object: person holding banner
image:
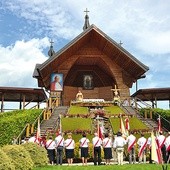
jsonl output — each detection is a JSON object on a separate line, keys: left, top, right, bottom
{"left": 156, "top": 131, "right": 167, "bottom": 163}
{"left": 55, "top": 132, "right": 64, "bottom": 165}
{"left": 92, "top": 132, "right": 102, "bottom": 165}
{"left": 126, "top": 131, "right": 136, "bottom": 164}
{"left": 64, "top": 133, "right": 75, "bottom": 166}
{"left": 102, "top": 133, "right": 113, "bottom": 165}
{"left": 79, "top": 132, "right": 90, "bottom": 166}
{"left": 137, "top": 133, "right": 147, "bottom": 163}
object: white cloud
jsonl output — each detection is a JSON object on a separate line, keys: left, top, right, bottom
{"left": 0, "top": 38, "right": 48, "bottom": 87}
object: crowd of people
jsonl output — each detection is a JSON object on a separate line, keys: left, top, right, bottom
{"left": 27, "top": 130, "right": 170, "bottom": 166}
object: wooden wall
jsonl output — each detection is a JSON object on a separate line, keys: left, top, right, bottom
{"left": 63, "top": 86, "right": 113, "bottom": 106}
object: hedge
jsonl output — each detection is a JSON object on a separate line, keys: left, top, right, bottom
{"left": 2, "top": 145, "right": 34, "bottom": 170}
{"left": 0, "top": 109, "right": 42, "bottom": 146}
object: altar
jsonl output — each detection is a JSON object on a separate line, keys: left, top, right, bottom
{"left": 70, "top": 98, "right": 114, "bottom": 107}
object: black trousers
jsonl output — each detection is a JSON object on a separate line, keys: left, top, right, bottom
{"left": 56, "top": 146, "right": 63, "bottom": 165}
{"left": 94, "top": 146, "right": 101, "bottom": 165}
{"left": 161, "top": 145, "right": 167, "bottom": 163}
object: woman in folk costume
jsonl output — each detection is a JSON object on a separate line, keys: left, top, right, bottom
{"left": 64, "top": 133, "right": 75, "bottom": 166}
{"left": 102, "top": 133, "right": 113, "bottom": 165}
{"left": 46, "top": 136, "right": 56, "bottom": 165}
{"left": 137, "top": 133, "right": 147, "bottom": 163}
{"left": 79, "top": 132, "right": 90, "bottom": 166}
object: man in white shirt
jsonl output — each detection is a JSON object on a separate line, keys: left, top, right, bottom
{"left": 55, "top": 133, "right": 64, "bottom": 165}
{"left": 126, "top": 131, "right": 136, "bottom": 164}
{"left": 113, "top": 132, "right": 126, "bottom": 165}
{"left": 157, "top": 131, "right": 167, "bottom": 163}
{"left": 165, "top": 132, "right": 170, "bottom": 163}
{"left": 137, "top": 133, "right": 147, "bottom": 163}
{"left": 92, "top": 133, "right": 102, "bottom": 165}
{"left": 79, "top": 133, "right": 90, "bottom": 166}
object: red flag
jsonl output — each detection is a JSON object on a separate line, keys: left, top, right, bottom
{"left": 125, "top": 118, "right": 130, "bottom": 131}
{"left": 157, "top": 115, "right": 161, "bottom": 133}
{"left": 98, "top": 125, "right": 103, "bottom": 139}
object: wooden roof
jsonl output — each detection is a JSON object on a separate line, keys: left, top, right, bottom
{"left": 131, "top": 88, "right": 170, "bottom": 101}
{"left": 0, "top": 87, "right": 47, "bottom": 102}
{"left": 33, "top": 24, "right": 149, "bottom": 89}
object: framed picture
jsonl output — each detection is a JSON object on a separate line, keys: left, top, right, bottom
{"left": 83, "top": 75, "right": 93, "bottom": 90}
{"left": 50, "top": 73, "right": 63, "bottom": 91}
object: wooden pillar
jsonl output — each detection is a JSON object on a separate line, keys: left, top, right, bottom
{"left": 154, "top": 96, "right": 157, "bottom": 108}
{"left": 1, "top": 93, "right": 4, "bottom": 112}
{"left": 144, "top": 110, "right": 147, "bottom": 119}
{"left": 23, "top": 94, "right": 25, "bottom": 109}
{"left": 37, "top": 102, "right": 40, "bottom": 109}
{"left": 19, "top": 94, "right": 22, "bottom": 109}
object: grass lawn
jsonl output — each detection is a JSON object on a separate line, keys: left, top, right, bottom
{"left": 33, "top": 164, "right": 170, "bottom": 170}
{"left": 62, "top": 117, "right": 92, "bottom": 131}
{"left": 110, "top": 117, "right": 148, "bottom": 133}
{"left": 68, "top": 106, "right": 89, "bottom": 115}
{"left": 104, "top": 106, "right": 124, "bottom": 114}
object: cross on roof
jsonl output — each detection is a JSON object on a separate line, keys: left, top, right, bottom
{"left": 111, "top": 85, "right": 121, "bottom": 96}
{"left": 119, "top": 40, "right": 123, "bottom": 46}
{"left": 84, "top": 8, "right": 89, "bottom": 15}
{"left": 50, "top": 39, "right": 54, "bottom": 46}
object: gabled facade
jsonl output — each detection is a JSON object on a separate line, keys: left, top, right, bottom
{"left": 33, "top": 24, "right": 149, "bottom": 106}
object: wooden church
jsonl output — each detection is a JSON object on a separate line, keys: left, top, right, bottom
{"left": 33, "top": 11, "right": 149, "bottom": 106}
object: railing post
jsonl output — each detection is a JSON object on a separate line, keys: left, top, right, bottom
{"left": 26, "top": 124, "right": 30, "bottom": 137}
{"left": 150, "top": 110, "right": 152, "bottom": 119}
{"left": 144, "top": 110, "right": 147, "bottom": 119}
{"left": 31, "top": 124, "right": 34, "bottom": 134}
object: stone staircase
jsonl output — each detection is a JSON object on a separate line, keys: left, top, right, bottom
{"left": 40, "top": 106, "right": 68, "bottom": 136}
{"left": 92, "top": 115, "right": 113, "bottom": 137}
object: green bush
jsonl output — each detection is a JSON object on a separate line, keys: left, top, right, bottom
{"left": 2, "top": 145, "right": 34, "bottom": 170}
{"left": 22, "top": 143, "right": 48, "bottom": 167}
{"left": 0, "top": 148, "right": 15, "bottom": 170}
{"left": 0, "top": 109, "right": 42, "bottom": 146}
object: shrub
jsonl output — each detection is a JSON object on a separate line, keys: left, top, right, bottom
{"left": 2, "top": 145, "right": 34, "bottom": 170}
{"left": 0, "top": 109, "right": 42, "bottom": 146}
{"left": 22, "top": 143, "right": 48, "bottom": 167}
{"left": 0, "top": 148, "right": 15, "bottom": 170}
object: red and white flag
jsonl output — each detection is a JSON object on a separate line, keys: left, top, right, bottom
{"left": 125, "top": 117, "right": 130, "bottom": 131}
{"left": 151, "top": 131, "right": 162, "bottom": 164}
{"left": 35, "top": 118, "right": 41, "bottom": 143}
{"left": 98, "top": 124, "right": 104, "bottom": 139}
{"left": 157, "top": 115, "right": 161, "bottom": 133}
{"left": 120, "top": 115, "right": 126, "bottom": 137}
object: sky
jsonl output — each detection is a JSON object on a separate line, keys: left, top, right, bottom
{"left": 0, "top": 0, "right": 170, "bottom": 109}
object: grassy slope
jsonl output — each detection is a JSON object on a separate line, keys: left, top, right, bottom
{"left": 68, "top": 106, "right": 89, "bottom": 114}
{"left": 110, "top": 117, "right": 149, "bottom": 133}
{"left": 62, "top": 118, "right": 92, "bottom": 131}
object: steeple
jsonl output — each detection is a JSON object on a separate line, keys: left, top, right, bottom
{"left": 83, "top": 8, "right": 90, "bottom": 31}
{"left": 48, "top": 39, "right": 55, "bottom": 57}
